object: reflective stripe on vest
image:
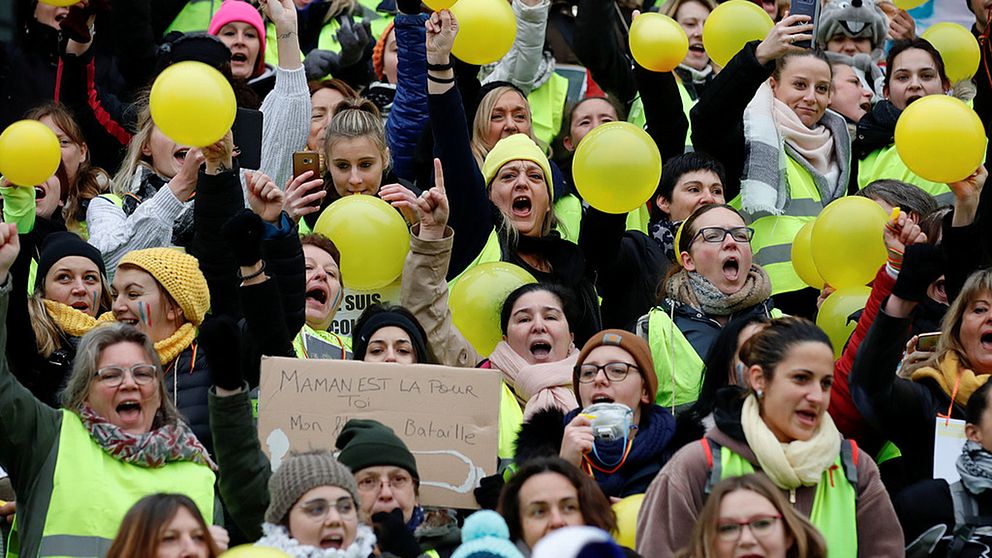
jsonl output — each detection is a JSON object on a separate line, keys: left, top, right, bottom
{"left": 33, "top": 411, "right": 215, "bottom": 558}
{"left": 627, "top": 77, "right": 694, "bottom": 150}
{"left": 528, "top": 73, "right": 569, "bottom": 147}
{"left": 554, "top": 194, "right": 582, "bottom": 243}
{"left": 720, "top": 445, "right": 858, "bottom": 558}
{"left": 646, "top": 307, "right": 704, "bottom": 409}
{"left": 858, "top": 145, "right": 954, "bottom": 206}
{"left": 166, "top": 0, "right": 219, "bottom": 34}
{"left": 744, "top": 156, "right": 826, "bottom": 296}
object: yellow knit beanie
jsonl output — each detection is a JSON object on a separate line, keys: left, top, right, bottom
{"left": 480, "top": 133, "right": 554, "bottom": 202}
{"left": 118, "top": 248, "right": 210, "bottom": 326}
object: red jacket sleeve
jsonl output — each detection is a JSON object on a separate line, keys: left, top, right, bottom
{"left": 828, "top": 265, "right": 896, "bottom": 438}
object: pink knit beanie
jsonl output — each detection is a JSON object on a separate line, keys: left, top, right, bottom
{"left": 208, "top": 0, "right": 267, "bottom": 78}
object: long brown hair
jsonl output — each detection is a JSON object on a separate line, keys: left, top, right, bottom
{"left": 106, "top": 493, "right": 221, "bottom": 558}
{"left": 676, "top": 474, "right": 827, "bottom": 558}
{"left": 24, "top": 103, "right": 111, "bottom": 231}
{"left": 930, "top": 269, "right": 992, "bottom": 375}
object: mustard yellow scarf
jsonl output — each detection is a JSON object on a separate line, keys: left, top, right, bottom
{"left": 912, "top": 351, "right": 990, "bottom": 408}
{"left": 42, "top": 300, "right": 196, "bottom": 365}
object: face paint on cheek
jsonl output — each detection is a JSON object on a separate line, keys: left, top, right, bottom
{"left": 92, "top": 290, "right": 98, "bottom": 313}
{"left": 330, "top": 287, "right": 342, "bottom": 313}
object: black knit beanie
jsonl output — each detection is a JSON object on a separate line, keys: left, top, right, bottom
{"left": 352, "top": 310, "right": 429, "bottom": 363}
{"left": 35, "top": 232, "right": 107, "bottom": 292}
{"left": 336, "top": 419, "right": 419, "bottom": 480}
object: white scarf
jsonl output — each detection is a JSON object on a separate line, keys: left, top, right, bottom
{"left": 772, "top": 99, "right": 838, "bottom": 183}
{"left": 488, "top": 341, "right": 579, "bottom": 420}
{"left": 255, "top": 523, "right": 377, "bottom": 558}
{"left": 740, "top": 393, "right": 841, "bottom": 489}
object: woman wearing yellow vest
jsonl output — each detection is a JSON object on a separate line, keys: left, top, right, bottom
{"left": 637, "top": 317, "right": 903, "bottom": 557}
{"left": 691, "top": 17, "right": 851, "bottom": 317}
{"left": 854, "top": 39, "right": 956, "bottom": 206}
{"left": 636, "top": 204, "right": 775, "bottom": 411}
{"left": 676, "top": 474, "right": 827, "bottom": 558}
{"left": 0, "top": 222, "right": 216, "bottom": 558}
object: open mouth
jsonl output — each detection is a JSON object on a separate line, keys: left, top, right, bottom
{"left": 906, "top": 95, "right": 923, "bottom": 106}
{"left": 795, "top": 409, "right": 818, "bottom": 427}
{"left": 981, "top": 332, "right": 992, "bottom": 351}
{"left": 173, "top": 148, "right": 189, "bottom": 165}
{"left": 511, "top": 196, "right": 532, "bottom": 217}
{"left": 35, "top": 186, "right": 47, "bottom": 199}
{"left": 70, "top": 301, "right": 90, "bottom": 312}
{"left": 592, "top": 395, "right": 614, "bottom": 403}
{"left": 118, "top": 316, "right": 139, "bottom": 326}
{"left": 722, "top": 257, "right": 740, "bottom": 281}
{"left": 231, "top": 52, "right": 249, "bottom": 64}
{"left": 320, "top": 535, "right": 344, "bottom": 549}
{"left": 116, "top": 401, "right": 142, "bottom": 421}
{"left": 529, "top": 340, "right": 552, "bottom": 360}
{"left": 859, "top": 100, "right": 871, "bottom": 112}
{"left": 306, "top": 286, "right": 328, "bottom": 305}
{"left": 688, "top": 44, "right": 705, "bottom": 54}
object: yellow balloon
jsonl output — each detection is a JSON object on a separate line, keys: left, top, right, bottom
{"left": 424, "top": 0, "right": 456, "bottom": 10}
{"left": 450, "top": 0, "right": 517, "bottom": 65}
{"left": 611, "top": 493, "right": 645, "bottom": 549}
{"left": 150, "top": 61, "right": 237, "bottom": 148}
{"left": 810, "top": 197, "right": 887, "bottom": 290}
{"left": 313, "top": 195, "right": 410, "bottom": 291}
{"left": 816, "top": 286, "right": 871, "bottom": 359}
{"left": 38, "top": 0, "right": 81, "bottom": 5}
{"left": 895, "top": 95, "right": 985, "bottom": 184}
{"left": 450, "top": 262, "right": 537, "bottom": 355}
{"left": 221, "top": 545, "right": 291, "bottom": 558}
{"left": 572, "top": 122, "right": 662, "bottom": 214}
{"left": 791, "top": 221, "right": 824, "bottom": 290}
{"left": 629, "top": 13, "right": 688, "bottom": 73}
{"left": 893, "top": 0, "right": 927, "bottom": 9}
{"left": 702, "top": 0, "right": 773, "bottom": 68}
{"left": 922, "top": 23, "right": 980, "bottom": 84}
{"left": 0, "top": 120, "right": 61, "bottom": 187}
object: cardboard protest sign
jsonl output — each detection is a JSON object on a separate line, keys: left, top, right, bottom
{"left": 327, "top": 279, "right": 402, "bottom": 338}
{"left": 258, "top": 357, "right": 501, "bottom": 509}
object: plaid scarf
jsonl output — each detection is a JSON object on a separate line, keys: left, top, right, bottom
{"left": 77, "top": 405, "right": 216, "bottom": 470}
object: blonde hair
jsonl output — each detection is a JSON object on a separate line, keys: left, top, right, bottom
{"left": 929, "top": 269, "right": 992, "bottom": 373}
{"left": 659, "top": 0, "right": 716, "bottom": 17}
{"left": 112, "top": 97, "right": 157, "bottom": 196}
{"left": 29, "top": 282, "right": 113, "bottom": 358}
{"left": 323, "top": 98, "right": 390, "bottom": 168}
{"left": 470, "top": 86, "right": 538, "bottom": 169}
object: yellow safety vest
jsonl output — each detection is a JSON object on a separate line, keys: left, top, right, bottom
{"left": 858, "top": 145, "right": 955, "bottom": 206}
{"left": 740, "top": 156, "right": 828, "bottom": 296}
{"left": 710, "top": 440, "right": 859, "bottom": 558}
{"left": 498, "top": 382, "right": 523, "bottom": 478}
{"left": 165, "top": 0, "right": 219, "bottom": 34}
{"left": 554, "top": 194, "right": 582, "bottom": 244}
{"left": 8, "top": 411, "right": 215, "bottom": 558}
{"left": 646, "top": 306, "right": 704, "bottom": 409}
{"left": 528, "top": 73, "right": 569, "bottom": 147}
{"left": 627, "top": 78, "right": 694, "bottom": 150}
{"left": 447, "top": 229, "right": 504, "bottom": 291}
{"left": 293, "top": 323, "right": 352, "bottom": 360}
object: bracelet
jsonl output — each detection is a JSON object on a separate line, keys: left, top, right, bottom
{"left": 427, "top": 74, "right": 456, "bottom": 84}
{"left": 426, "top": 61, "right": 453, "bottom": 71}
{"left": 238, "top": 260, "right": 267, "bottom": 281}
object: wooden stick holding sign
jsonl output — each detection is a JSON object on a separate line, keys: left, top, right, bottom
{"left": 257, "top": 357, "right": 501, "bottom": 509}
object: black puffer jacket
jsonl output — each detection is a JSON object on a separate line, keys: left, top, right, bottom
{"left": 165, "top": 342, "right": 213, "bottom": 453}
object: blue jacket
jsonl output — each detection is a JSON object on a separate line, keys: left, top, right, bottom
{"left": 385, "top": 12, "right": 429, "bottom": 182}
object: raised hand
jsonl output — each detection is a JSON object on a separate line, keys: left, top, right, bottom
{"left": 425, "top": 9, "right": 458, "bottom": 65}
{"left": 413, "top": 159, "right": 449, "bottom": 240}
{"left": 246, "top": 170, "right": 286, "bottom": 224}
{"left": 282, "top": 170, "right": 326, "bottom": 223}
{"left": 202, "top": 131, "right": 234, "bottom": 175}
{"left": 755, "top": 15, "right": 813, "bottom": 65}
{"left": 169, "top": 147, "right": 205, "bottom": 201}
{"left": 336, "top": 16, "right": 372, "bottom": 69}
{"left": 260, "top": 0, "right": 298, "bottom": 36}
{"left": 883, "top": 208, "right": 927, "bottom": 272}
{"left": 559, "top": 414, "right": 594, "bottom": 468}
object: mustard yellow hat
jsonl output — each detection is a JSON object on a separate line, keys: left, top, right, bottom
{"left": 480, "top": 134, "right": 554, "bottom": 202}
{"left": 118, "top": 248, "right": 210, "bottom": 326}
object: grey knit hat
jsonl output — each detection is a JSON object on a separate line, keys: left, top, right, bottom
{"left": 264, "top": 449, "right": 361, "bottom": 524}
{"left": 815, "top": 0, "right": 887, "bottom": 51}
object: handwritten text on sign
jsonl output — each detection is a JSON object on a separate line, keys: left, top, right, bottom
{"left": 258, "top": 357, "right": 501, "bottom": 509}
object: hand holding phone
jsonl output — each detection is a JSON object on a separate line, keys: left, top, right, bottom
{"left": 788, "top": 0, "right": 818, "bottom": 49}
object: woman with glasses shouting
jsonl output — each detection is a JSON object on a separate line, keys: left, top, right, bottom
{"left": 515, "top": 329, "right": 687, "bottom": 504}
{"left": 0, "top": 222, "right": 217, "bottom": 558}
{"left": 636, "top": 204, "right": 777, "bottom": 413}
{"left": 675, "top": 474, "right": 827, "bottom": 558}
{"left": 637, "top": 317, "right": 903, "bottom": 557}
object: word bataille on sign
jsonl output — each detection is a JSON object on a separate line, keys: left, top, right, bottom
{"left": 287, "top": 413, "right": 478, "bottom": 445}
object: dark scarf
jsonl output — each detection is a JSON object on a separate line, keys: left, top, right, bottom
{"left": 648, "top": 219, "right": 679, "bottom": 264}
{"left": 665, "top": 266, "right": 773, "bottom": 317}
{"left": 564, "top": 405, "right": 676, "bottom": 498}
{"left": 121, "top": 167, "right": 194, "bottom": 247}
{"left": 854, "top": 100, "right": 901, "bottom": 160}
{"left": 512, "top": 233, "right": 587, "bottom": 285}
{"left": 78, "top": 405, "right": 216, "bottom": 470}
{"left": 958, "top": 440, "right": 992, "bottom": 494}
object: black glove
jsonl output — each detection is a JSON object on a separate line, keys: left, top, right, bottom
{"left": 473, "top": 473, "right": 505, "bottom": 510}
{"left": 371, "top": 509, "right": 421, "bottom": 558}
{"left": 892, "top": 244, "right": 946, "bottom": 303}
{"left": 303, "top": 49, "right": 342, "bottom": 81}
{"left": 336, "top": 16, "right": 372, "bottom": 69}
{"left": 396, "top": 0, "right": 422, "bottom": 15}
{"left": 222, "top": 209, "right": 265, "bottom": 267}
{"left": 198, "top": 315, "right": 244, "bottom": 391}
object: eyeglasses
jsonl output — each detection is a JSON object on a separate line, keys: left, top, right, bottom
{"left": 295, "top": 497, "right": 357, "bottom": 522}
{"left": 356, "top": 473, "right": 413, "bottom": 493}
{"left": 716, "top": 514, "right": 782, "bottom": 541}
{"left": 576, "top": 362, "right": 639, "bottom": 384}
{"left": 93, "top": 364, "right": 158, "bottom": 387}
{"left": 691, "top": 226, "right": 754, "bottom": 244}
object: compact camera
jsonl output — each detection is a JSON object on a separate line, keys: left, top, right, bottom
{"left": 584, "top": 402, "right": 634, "bottom": 441}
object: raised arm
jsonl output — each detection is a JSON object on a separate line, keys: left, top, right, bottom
{"left": 482, "top": 0, "right": 551, "bottom": 95}
{"left": 572, "top": 0, "right": 636, "bottom": 105}
{"left": 385, "top": 7, "right": 430, "bottom": 182}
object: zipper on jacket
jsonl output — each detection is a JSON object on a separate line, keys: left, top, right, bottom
{"left": 789, "top": 488, "right": 796, "bottom": 504}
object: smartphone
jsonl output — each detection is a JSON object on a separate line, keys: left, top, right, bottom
{"left": 292, "top": 151, "right": 321, "bottom": 180}
{"left": 788, "top": 0, "right": 819, "bottom": 49}
{"left": 917, "top": 332, "right": 941, "bottom": 352}
{"left": 232, "top": 108, "right": 263, "bottom": 170}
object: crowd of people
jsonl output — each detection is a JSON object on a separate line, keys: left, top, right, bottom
{"left": 1, "top": 0, "right": 991, "bottom": 555}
